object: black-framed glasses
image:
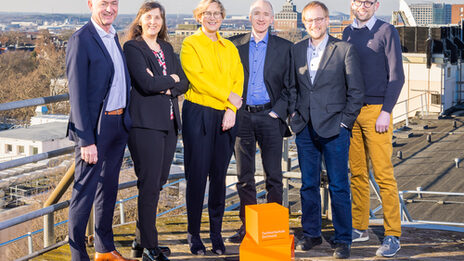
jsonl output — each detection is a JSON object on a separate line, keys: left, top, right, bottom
{"left": 203, "top": 11, "right": 222, "bottom": 19}
{"left": 353, "top": 0, "right": 376, "bottom": 8}
{"left": 304, "top": 17, "right": 326, "bottom": 25}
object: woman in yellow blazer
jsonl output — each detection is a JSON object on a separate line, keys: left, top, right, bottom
{"left": 180, "top": 0, "right": 244, "bottom": 256}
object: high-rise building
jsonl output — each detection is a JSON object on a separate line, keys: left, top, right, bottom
{"left": 409, "top": 3, "right": 451, "bottom": 25}
{"left": 451, "top": 4, "right": 464, "bottom": 25}
{"left": 274, "top": 0, "right": 303, "bottom": 32}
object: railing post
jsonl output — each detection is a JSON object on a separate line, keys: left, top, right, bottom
{"left": 86, "top": 204, "right": 94, "bottom": 246}
{"left": 399, "top": 191, "right": 404, "bottom": 221}
{"left": 27, "top": 232, "right": 33, "bottom": 255}
{"left": 282, "top": 138, "right": 291, "bottom": 171}
{"left": 404, "top": 99, "right": 409, "bottom": 127}
{"left": 417, "top": 187, "right": 422, "bottom": 199}
{"left": 283, "top": 178, "right": 289, "bottom": 211}
{"left": 43, "top": 213, "right": 54, "bottom": 247}
{"left": 420, "top": 94, "right": 425, "bottom": 117}
{"left": 119, "top": 201, "right": 125, "bottom": 224}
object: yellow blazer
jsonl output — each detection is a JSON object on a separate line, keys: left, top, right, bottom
{"left": 180, "top": 28, "right": 244, "bottom": 112}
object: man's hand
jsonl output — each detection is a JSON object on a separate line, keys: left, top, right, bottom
{"left": 269, "top": 111, "right": 279, "bottom": 119}
{"left": 376, "top": 111, "right": 391, "bottom": 133}
{"left": 81, "top": 144, "right": 98, "bottom": 164}
{"left": 228, "top": 92, "right": 242, "bottom": 110}
{"left": 222, "top": 108, "right": 236, "bottom": 131}
{"left": 165, "top": 89, "right": 172, "bottom": 96}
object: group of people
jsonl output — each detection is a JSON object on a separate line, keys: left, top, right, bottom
{"left": 65, "top": 0, "right": 404, "bottom": 260}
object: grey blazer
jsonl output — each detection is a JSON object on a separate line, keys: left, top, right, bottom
{"left": 289, "top": 35, "right": 364, "bottom": 138}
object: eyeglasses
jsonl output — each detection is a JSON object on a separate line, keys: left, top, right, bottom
{"left": 203, "top": 11, "right": 222, "bottom": 19}
{"left": 353, "top": 0, "right": 376, "bottom": 8}
{"left": 304, "top": 17, "right": 325, "bottom": 25}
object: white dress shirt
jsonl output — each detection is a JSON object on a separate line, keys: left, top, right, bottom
{"left": 91, "top": 18, "right": 127, "bottom": 111}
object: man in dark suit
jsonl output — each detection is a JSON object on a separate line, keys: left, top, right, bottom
{"left": 227, "top": 0, "right": 293, "bottom": 243}
{"left": 289, "top": 1, "right": 364, "bottom": 259}
{"left": 66, "top": 0, "right": 134, "bottom": 260}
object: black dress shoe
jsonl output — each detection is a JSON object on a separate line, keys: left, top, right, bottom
{"left": 142, "top": 248, "right": 170, "bottom": 261}
{"left": 225, "top": 229, "right": 245, "bottom": 243}
{"left": 131, "top": 240, "right": 171, "bottom": 258}
{"left": 333, "top": 243, "right": 350, "bottom": 259}
{"left": 295, "top": 236, "right": 323, "bottom": 251}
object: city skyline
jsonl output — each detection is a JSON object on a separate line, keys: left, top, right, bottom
{"left": 1, "top": 0, "right": 462, "bottom": 17}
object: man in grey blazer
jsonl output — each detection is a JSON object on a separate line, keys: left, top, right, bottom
{"left": 289, "top": 1, "right": 364, "bottom": 259}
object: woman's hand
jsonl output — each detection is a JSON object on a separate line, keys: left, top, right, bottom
{"left": 170, "top": 74, "right": 180, "bottom": 83}
{"left": 222, "top": 108, "right": 236, "bottom": 131}
{"left": 228, "top": 92, "right": 242, "bottom": 110}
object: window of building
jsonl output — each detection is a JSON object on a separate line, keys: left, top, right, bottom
{"left": 431, "top": 93, "right": 441, "bottom": 105}
{"left": 5, "top": 144, "right": 12, "bottom": 153}
{"left": 447, "top": 67, "right": 451, "bottom": 78}
{"left": 31, "top": 146, "right": 38, "bottom": 155}
{"left": 17, "top": 145, "right": 24, "bottom": 154}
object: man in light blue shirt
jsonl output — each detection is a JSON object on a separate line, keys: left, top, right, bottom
{"left": 66, "top": 0, "right": 133, "bottom": 260}
{"left": 227, "top": 0, "right": 293, "bottom": 243}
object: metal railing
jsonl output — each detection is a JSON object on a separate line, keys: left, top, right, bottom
{"left": 2, "top": 93, "right": 464, "bottom": 260}
{"left": 393, "top": 93, "right": 428, "bottom": 126}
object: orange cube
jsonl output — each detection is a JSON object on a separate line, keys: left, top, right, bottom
{"left": 245, "top": 203, "right": 289, "bottom": 245}
{"left": 240, "top": 233, "right": 295, "bottom": 261}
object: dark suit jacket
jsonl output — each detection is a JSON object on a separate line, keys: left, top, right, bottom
{"left": 66, "top": 21, "right": 131, "bottom": 147}
{"left": 289, "top": 35, "right": 364, "bottom": 138}
{"left": 123, "top": 39, "right": 189, "bottom": 131}
{"left": 229, "top": 33, "right": 293, "bottom": 137}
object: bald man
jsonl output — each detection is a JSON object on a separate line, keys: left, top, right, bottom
{"left": 227, "top": 0, "right": 293, "bottom": 243}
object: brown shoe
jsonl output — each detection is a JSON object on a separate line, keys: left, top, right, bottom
{"left": 94, "top": 250, "right": 137, "bottom": 261}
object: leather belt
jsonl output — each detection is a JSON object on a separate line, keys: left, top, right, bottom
{"left": 104, "top": 108, "right": 124, "bottom": 115}
{"left": 245, "top": 102, "right": 272, "bottom": 113}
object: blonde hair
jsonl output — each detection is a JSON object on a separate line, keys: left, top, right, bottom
{"left": 302, "top": 1, "right": 329, "bottom": 21}
{"left": 193, "top": 0, "right": 226, "bottom": 23}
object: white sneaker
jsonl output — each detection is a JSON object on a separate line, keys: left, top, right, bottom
{"left": 352, "top": 228, "right": 369, "bottom": 242}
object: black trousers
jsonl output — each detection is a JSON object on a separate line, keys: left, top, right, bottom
{"left": 235, "top": 109, "right": 283, "bottom": 225}
{"left": 129, "top": 123, "right": 177, "bottom": 249}
{"left": 182, "top": 100, "right": 236, "bottom": 238}
{"left": 68, "top": 114, "right": 128, "bottom": 261}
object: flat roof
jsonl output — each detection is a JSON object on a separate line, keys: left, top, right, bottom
{"left": 0, "top": 122, "right": 68, "bottom": 142}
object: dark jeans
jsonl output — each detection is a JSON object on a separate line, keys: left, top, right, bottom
{"left": 68, "top": 114, "right": 128, "bottom": 261}
{"left": 182, "top": 100, "right": 236, "bottom": 238}
{"left": 129, "top": 124, "right": 177, "bottom": 249}
{"left": 235, "top": 109, "right": 283, "bottom": 225}
{"left": 295, "top": 124, "right": 352, "bottom": 244}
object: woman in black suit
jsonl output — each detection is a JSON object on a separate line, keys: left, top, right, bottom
{"left": 123, "top": 2, "right": 188, "bottom": 261}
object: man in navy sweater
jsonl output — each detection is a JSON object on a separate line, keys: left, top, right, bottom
{"left": 343, "top": 0, "right": 405, "bottom": 258}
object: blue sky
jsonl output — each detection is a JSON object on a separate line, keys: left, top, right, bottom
{"left": 0, "top": 0, "right": 462, "bottom": 16}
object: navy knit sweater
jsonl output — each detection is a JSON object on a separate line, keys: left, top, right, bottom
{"left": 343, "top": 19, "right": 405, "bottom": 113}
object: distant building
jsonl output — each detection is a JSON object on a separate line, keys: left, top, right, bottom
{"left": 394, "top": 26, "right": 464, "bottom": 122}
{"left": 0, "top": 122, "right": 73, "bottom": 162}
{"left": 274, "top": 0, "right": 303, "bottom": 32}
{"left": 329, "top": 20, "right": 352, "bottom": 39}
{"left": 409, "top": 3, "right": 451, "bottom": 25}
{"left": 451, "top": 4, "right": 464, "bottom": 24}
{"left": 174, "top": 22, "right": 248, "bottom": 38}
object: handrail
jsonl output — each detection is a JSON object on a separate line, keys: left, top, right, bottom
{"left": 0, "top": 93, "right": 69, "bottom": 112}
{"left": 44, "top": 162, "right": 75, "bottom": 207}
{"left": 401, "top": 190, "right": 464, "bottom": 197}
{"left": 0, "top": 146, "right": 74, "bottom": 171}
